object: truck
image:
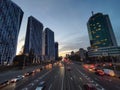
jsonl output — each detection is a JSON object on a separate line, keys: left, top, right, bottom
{"left": 103, "top": 69, "right": 115, "bottom": 76}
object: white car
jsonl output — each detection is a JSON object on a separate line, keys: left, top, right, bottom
{"left": 35, "top": 81, "right": 46, "bottom": 90}
{"left": 11, "top": 76, "right": 23, "bottom": 83}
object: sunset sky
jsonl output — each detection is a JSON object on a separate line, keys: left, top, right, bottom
{"left": 12, "top": 0, "right": 120, "bottom": 56}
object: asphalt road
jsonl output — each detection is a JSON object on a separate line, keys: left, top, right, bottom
{"left": 1, "top": 61, "right": 120, "bottom": 90}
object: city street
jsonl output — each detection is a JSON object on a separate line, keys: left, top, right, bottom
{"left": 1, "top": 61, "right": 120, "bottom": 90}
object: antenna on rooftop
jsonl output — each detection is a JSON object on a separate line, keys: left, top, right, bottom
{"left": 92, "top": 11, "right": 94, "bottom": 16}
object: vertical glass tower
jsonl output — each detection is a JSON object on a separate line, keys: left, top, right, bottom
{"left": 55, "top": 42, "right": 59, "bottom": 60}
{"left": 0, "top": 0, "right": 24, "bottom": 65}
{"left": 44, "top": 28, "right": 55, "bottom": 61}
{"left": 87, "top": 12, "right": 117, "bottom": 48}
{"left": 23, "top": 16, "right": 43, "bottom": 62}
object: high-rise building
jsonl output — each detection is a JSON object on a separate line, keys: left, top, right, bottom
{"left": 87, "top": 12, "right": 117, "bottom": 48}
{"left": 23, "top": 16, "right": 43, "bottom": 63}
{"left": 55, "top": 42, "right": 59, "bottom": 60}
{"left": 0, "top": 0, "right": 24, "bottom": 65}
{"left": 43, "top": 28, "right": 55, "bottom": 61}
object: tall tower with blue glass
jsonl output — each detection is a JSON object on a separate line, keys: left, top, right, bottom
{"left": 87, "top": 12, "right": 117, "bottom": 48}
{"left": 24, "top": 16, "right": 43, "bottom": 63}
{"left": 44, "top": 28, "right": 55, "bottom": 61}
{"left": 0, "top": 0, "right": 24, "bottom": 65}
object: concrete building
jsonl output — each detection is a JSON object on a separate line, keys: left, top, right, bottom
{"left": 79, "top": 48, "right": 87, "bottom": 61}
{"left": 23, "top": 16, "right": 43, "bottom": 63}
{"left": 0, "top": 0, "right": 24, "bottom": 65}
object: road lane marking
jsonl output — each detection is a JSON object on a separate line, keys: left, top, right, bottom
{"left": 78, "top": 85, "right": 82, "bottom": 90}
{"left": 49, "top": 84, "right": 52, "bottom": 90}
{"left": 22, "top": 70, "right": 52, "bottom": 90}
{"left": 79, "top": 77, "right": 82, "bottom": 81}
{"left": 27, "top": 83, "right": 34, "bottom": 87}
{"left": 22, "top": 88, "right": 28, "bottom": 90}
{"left": 61, "top": 65, "right": 64, "bottom": 90}
{"left": 95, "top": 78, "right": 99, "bottom": 81}
{"left": 70, "top": 77, "right": 73, "bottom": 80}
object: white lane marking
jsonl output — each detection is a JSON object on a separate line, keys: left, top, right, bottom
{"left": 75, "top": 66, "right": 105, "bottom": 90}
{"left": 70, "top": 77, "right": 73, "bottom": 80}
{"left": 95, "top": 78, "right": 99, "bottom": 81}
{"left": 79, "top": 77, "right": 82, "bottom": 81}
{"left": 61, "top": 65, "right": 65, "bottom": 90}
{"left": 34, "top": 79, "right": 39, "bottom": 83}
{"left": 49, "top": 84, "right": 52, "bottom": 90}
{"left": 22, "top": 70, "right": 52, "bottom": 90}
{"left": 22, "top": 88, "right": 28, "bottom": 90}
{"left": 28, "top": 83, "right": 34, "bottom": 87}
{"left": 78, "top": 85, "right": 82, "bottom": 90}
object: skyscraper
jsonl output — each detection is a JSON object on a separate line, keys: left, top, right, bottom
{"left": 0, "top": 0, "right": 24, "bottom": 65}
{"left": 87, "top": 12, "right": 117, "bottom": 48}
{"left": 43, "top": 28, "right": 55, "bottom": 61}
{"left": 23, "top": 16, "right": 43, "bottom": 63}
{"left": 55, "top": 42, "right": 59, "bottom": 60}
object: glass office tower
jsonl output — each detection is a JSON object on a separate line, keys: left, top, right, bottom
{"left": 0, "top": 0, "right": 24, "bottom": 65}
{"left": 43, "top": 28, "right": 55, "bottom": 61}
{"left": 55, "top": 42, "right": 59, "bottom": 60}
{"left": 87, "top": 13, "right": 117, "bottom": 48}
{"left": 23, "top": 16, "right": 43, "bottom": 63}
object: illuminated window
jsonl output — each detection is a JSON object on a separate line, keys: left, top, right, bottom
{"left": 97, "top": 22, "right": 99, "bottom": 25}
{"left": 98, "top": 28, "right": 101, "bottom": 31}
{"left": 98, "top": 25, "right": 101, "bottom": 27}
{"left": 96, "top": 36, "right": 100, "bottom": 38}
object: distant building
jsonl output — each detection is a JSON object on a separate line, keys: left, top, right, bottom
{"left": 0, "top": 0, "right": 24, "bottom": 65}
{"left": 87, "top": 12, "right": 117, "bottom": 48}
{"left": 43, "top": 28, "right": 55, "bottom": 61}
{"left": 55, "top": 42, "right": 59, "bottom": 60}
{"left": 23, "top": 16, "right": 43, "bottom": 63}
{"left": 79, "top": 48, "right": 87, "bottom": 61}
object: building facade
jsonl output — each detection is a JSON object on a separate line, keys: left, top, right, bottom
{"left": 79, "top": 48, "right": 87, "bottom": 61}
{"left": 43, "top": 28, "right": 55, "bottom": 61}
{"left": 23, "top": 16, "right": 43, "bottom": 63}
{"left": 0, "top": 0, "right": 24, "bottom": 65}
{"left": 87, "top": 12, "right": 117, "bottom": 48}
{"left": 55, "top": 42, "right": 59, "bottom": 60}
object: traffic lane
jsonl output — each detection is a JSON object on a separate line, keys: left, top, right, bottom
{"left": 21, "top": 66, "right": 62, "bottom": 90}
{"left": 64, "top": 64, "right": 81, "bottom": 90}
{"left": 1, "top": 68, "right": 50, "bottom": 90}
{"left": 73, "top": 62, "right": 120, "bottom": 90}
{"left": 49, "top": 66, "right": 64, "bottom": 90}
{"left": 22, "top": 69, "right": 53, "bottom": 90}
{"left": 0, "top": 65, "right": 42, "bottom": 83}
{"left": 69, "top": 64, "right": 88, "bottom": 89}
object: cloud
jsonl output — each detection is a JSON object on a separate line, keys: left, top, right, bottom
{"left": 59, "top": 35, "right": 90, "bottom": 53}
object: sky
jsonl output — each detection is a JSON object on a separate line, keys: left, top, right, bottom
{"left": 12, "top": 0, "right": 120, "bottom": 56}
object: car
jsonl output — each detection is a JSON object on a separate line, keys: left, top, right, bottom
{"left": 16, "top": 75, "right": 24, "bottom": 78}
{"left": 11, "top": 77, "right": 22, "bottom": 83}
{"left": 24, "top": 72, "right": 32, "bottom": 76}
{"left": 35, "top": 81, "right": 46, "bottom": 90}
{"left": 83, "top": 83, "right": 97, "bottom": 90}
{"left": 95, "top": 69, "right": 104, "bottom": 76}
{"left": 0, "top": 80, "right": 10, "bottom": 88}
